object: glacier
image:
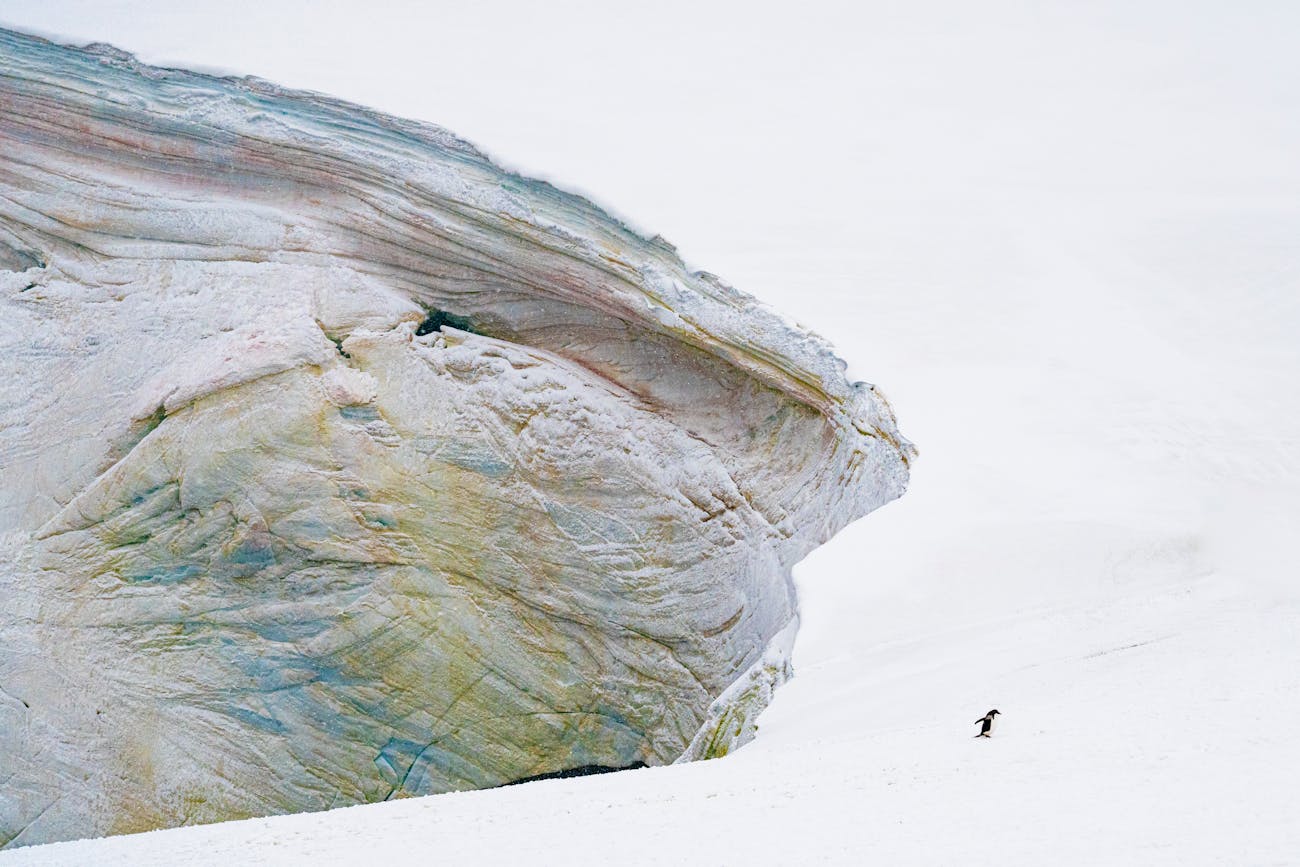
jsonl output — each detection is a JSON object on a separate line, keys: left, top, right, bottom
{"left": 0, "top": 28, "right": 910, "bottom": 847}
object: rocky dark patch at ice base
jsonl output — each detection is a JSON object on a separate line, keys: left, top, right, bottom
{"left": 0, "top": 28, "right": 910, "bottom": 848}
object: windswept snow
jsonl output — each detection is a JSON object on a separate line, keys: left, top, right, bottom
{"left": 2, "top": 0, "right": 1298, "bottom": 864}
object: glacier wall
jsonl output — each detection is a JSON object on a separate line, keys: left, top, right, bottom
{"left": 0, "top": 28, "right": 911, "bottom": 847}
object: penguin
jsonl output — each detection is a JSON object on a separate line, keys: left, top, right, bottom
{"left": 974, "top": 709, "right": 1000, "bottom": 738}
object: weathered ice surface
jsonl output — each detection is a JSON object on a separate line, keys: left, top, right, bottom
{"left": 0, "top": 28, "right": 912, "bottom": 848}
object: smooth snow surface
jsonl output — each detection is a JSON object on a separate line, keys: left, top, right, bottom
{"left": 2, "top": 1, "right": 1298, "bottom": 864}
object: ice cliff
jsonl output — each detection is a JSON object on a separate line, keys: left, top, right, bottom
{"left": 0, "top": 28, "right": 911, "bottom": 847}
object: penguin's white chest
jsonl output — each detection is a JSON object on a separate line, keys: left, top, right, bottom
{"left": 986, "top": 716, "right": 998, "bottom": 734}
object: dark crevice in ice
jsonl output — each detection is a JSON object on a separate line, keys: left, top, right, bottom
{"left": 499, "top": 761, "right": 648, "bottom": 787}
{"left": 415, "top": 308, "right": 477, "bottom": 337}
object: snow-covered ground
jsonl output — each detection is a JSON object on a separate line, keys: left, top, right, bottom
{"left": 3, "top": 1, "right": 1298, "bottom": 864}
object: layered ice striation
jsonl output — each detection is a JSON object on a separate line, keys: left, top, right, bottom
{"left": 0, "top": 28, "right": 912, "bottom": 847}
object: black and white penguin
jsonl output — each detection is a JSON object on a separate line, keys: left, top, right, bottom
{"left": 974, "top": 709, "right": 1000, "bottom": 738}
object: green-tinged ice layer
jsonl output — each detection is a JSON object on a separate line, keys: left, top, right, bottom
{"left": 0, "top": 28, "right": 911, "bottom": 847}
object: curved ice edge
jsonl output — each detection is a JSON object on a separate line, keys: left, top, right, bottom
{"left": 675, "top": 618, "right": 800, "bottom": 763}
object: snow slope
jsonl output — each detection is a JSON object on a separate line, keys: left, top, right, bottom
{"left": 2, "top": 1, "right": 1298, "bottom": 864}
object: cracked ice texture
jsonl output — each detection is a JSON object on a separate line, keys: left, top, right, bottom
{"left": 0, "top": 28, "right": 911, "bottom": 847}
